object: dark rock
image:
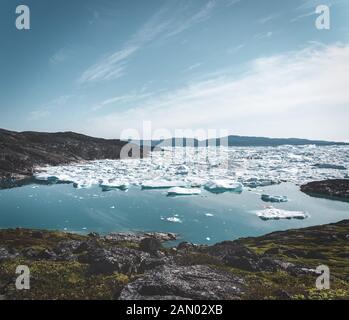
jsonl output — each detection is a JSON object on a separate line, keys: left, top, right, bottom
{"left": 301, "top": 179, "right": 349, "bottom": 201}
{"left": 82, "top": 247, "right": 151, "bottom": 275}
{"left": 264, "top": 247, "right": 281, "bottom": 255}
{"left": 273, "top": 289, "right": 292, "bottom": 300}
{"left": 119, "top": 265, "right": 244, "bottom": 300}
{"left": 87, "top": 232, "right": 100, "bottom": 238}
{"left": 31, "top": 231, "right": 44, "bottom": 239}
{"left": 37, "top": 249, "right": 57, "bottom": 260}
{"left": 0, "top": 128, "right": 144, "bottom": 185}
{"left": 73, "top": 242, "right": 90, "bottom": 254}
{"left": 201, "top": 242, "right": 276, "bottom": 272}
{"left": 177, "top": 242, "right": 196, "bottom": 250}
{"left": 105, "top": 232, "right": 177, "bottom": 243}
{"left": 139, "top": 238, "right": 162, "bottom": 253}
{"left": 0, "top": 247, "right": 18, "bottom": 261}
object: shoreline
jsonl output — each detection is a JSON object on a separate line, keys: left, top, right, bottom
{"left": 0, "top": 220, "right": 348, "bottom": 300}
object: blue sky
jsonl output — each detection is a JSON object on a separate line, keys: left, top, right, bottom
{"left": 1, "top": 0, "right": 349, "bottom": 141}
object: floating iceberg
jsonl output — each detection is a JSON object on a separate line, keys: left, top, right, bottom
{"left": 141, "top": 180, "right": 187, "bottom": 189}
{"left": 73, "top": 180, "right": 93, "bottom": 189}
{"left": 34, "top": 145, "right": 349, "bottom": 192}
{"left": 167, "top": 187, "right": 201, "bottom": 196}
{"left": 34, "top": 173, "right": 60, "bottom": 183}
{"left": 256, "top": 207, "right": 308, "bottom": 220}
{"left": 261, "top": 194, "right": 288, "bottom": 203}
{"left": 204, "top": 180, "right": 243, "bottom": 193}
{"left": 165, "top": 216, "right": 183, "bottom": 223}
{"left": 100, "top": 180, "right": 130, "bottom": 191}
{"left": 313, "top": 163, "right": 347, "bottom": 170}
{"left": 243, "top": 177, "right": 279, "bottom": 188}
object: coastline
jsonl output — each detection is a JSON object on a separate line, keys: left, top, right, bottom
{"left": 0, "top": 220, "right": 348, "bottom": 300}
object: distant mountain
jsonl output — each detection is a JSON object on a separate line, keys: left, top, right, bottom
{"left": 130, "top": 135, "right": 349, "bottom": 148}
{"left": 0, "top": 129, "right": 141, "bottom": 182}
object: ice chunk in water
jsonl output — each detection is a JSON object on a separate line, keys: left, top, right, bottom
{"left": 166, "top": 217, "right": 183, "bottom": 223}
{"left": 204, "top": 180, "right": 243, "bottom": 193}
{"left": 261, "top": 194, "right": 288, "bottom": 203}
{"left": 141, "top": 180, "right": 188, "bottom": 189}
{"left": 256, "top": 207, "right": 308, "bottom": 220}
{"left": 313, "top": 163, "right": 347, "bottom": 170}
{"left": 167, "top": 187, "right": 201, "bottom": 196}
{"left": 100, "top": 180, "right": 130, "bottom": 191}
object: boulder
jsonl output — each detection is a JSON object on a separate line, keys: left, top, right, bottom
{"left": 119, "top": 265, "right": 244, "bottom": 300}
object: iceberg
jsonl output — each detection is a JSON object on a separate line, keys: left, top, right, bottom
{"left": 261, "top": 194, "right": 288, "bottom": 203}
{"left": 167, "top": 187, "right": 202, "bottom": 196}
{"left": 100, "top": 180, "right": 130, "bottom": 191}
{"left": 204, "top": 180, "right": 243, "bottom": 193}
{"left": 256, "top": 207, "right": 308, "bottom": 220}
{"left": 34, "top": 145, "right": 349, "bottom": 191}
{"left": 176, "top": 165, "right": 189, "bottom": 175}
{"left": 314, "top": 163, "right": 346, "bottom": 170}
{"left": 141, "top": 180, "right": 187, "bottom": 189}
{"left": 243, "top": 177, "right": 279, "bottom": 188}
{"left": 165, "top": 217, "right": 183, "bottom": 223}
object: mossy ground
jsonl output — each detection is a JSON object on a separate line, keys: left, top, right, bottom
{"left": 1, "top": 222, "right": 348, "bottom": 300}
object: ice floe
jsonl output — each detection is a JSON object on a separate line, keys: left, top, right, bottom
{"left": 167, "top": 187, "right": 202, "bottom": 196}
{"left": 261, "top": 194, "right": 288, "bottom": 203}
{"left": 100, "top": 180, "right": 130, "bottom": 191}
{"left": 165, "top": 217, "right": 183, "bottom": 223}
{"left": 313, "top": 163, "right": 347, "bottom": 170}
{"left": 255, "top": 207, "right": 308, "bottom": 220}
{"left": 204, "top": 180, "right": 243, "bottom": 193}
{"left": 34, "top": 145, "right": 349, "bottom": 192}
{"left": 141, "top": 180, "right": 188, "bottom": 189}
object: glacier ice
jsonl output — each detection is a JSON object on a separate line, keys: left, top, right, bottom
{"left": 261, "top": 194, "right": 288, "bottom": 203}
{"left": 167, "top": 187, "right": 202, "bottom": 196}
{"left": 204, "top": 180, "right": 243, "bottom": 193}
{"left": 256, "top": 207, "right": 308, "bottom": 220}
{"left": 33, "top": 145, "right": 349, "bottom": 194}
{"left": 100, "top": 179, "right": 130, "bottom": 191}
{"left": 141, "top": 180, "right": 188, "bottom": 189}
{"left": 165, "top": 217, "right": 183, "bottom": 223}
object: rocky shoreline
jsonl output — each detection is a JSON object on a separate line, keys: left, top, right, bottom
{"left": 0, "top": 129, "right": 145, "bottom": 186}
{"left": 301, "top": 179, "right": 349, "bottom": 202}
{"left": 1, "top": 220, "right": 348, "bottom": 300}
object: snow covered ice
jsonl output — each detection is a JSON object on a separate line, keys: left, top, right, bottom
{"left": 167, "top": 187, "right": 202, "bottom": 196}
{"left": 255, "top": 207, "right": 308, "bottom": 220}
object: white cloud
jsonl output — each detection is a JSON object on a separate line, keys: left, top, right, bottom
{"left": 77, "top": 1, "right": 218, "bottom": 85}
{"left": 86, "top": 43, "right": 349, "bottom": 141}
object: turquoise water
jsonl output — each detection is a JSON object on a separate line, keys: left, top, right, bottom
{"left": 0, "top": 182, "right": 348, "bottom": 244}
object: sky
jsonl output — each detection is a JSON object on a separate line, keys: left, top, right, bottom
{"left": 0, "top": 0, "right": 349, "bottom": 141}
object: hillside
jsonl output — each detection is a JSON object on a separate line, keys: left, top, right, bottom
{"left": 0, "top": 129, "right": 135, "bottom": 182}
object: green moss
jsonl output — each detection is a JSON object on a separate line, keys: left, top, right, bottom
{"left": 0, "top": 259, "right": 129, "bottom": 300}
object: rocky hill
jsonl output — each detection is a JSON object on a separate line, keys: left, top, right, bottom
{"left": 0, "top": 220, "right": 348, "bottom": 300}
{"left": 301, "top": 179, "right": 349, "bottom": 202}
{"left": 0, "top": 128, "right": 141, "bottom": 183}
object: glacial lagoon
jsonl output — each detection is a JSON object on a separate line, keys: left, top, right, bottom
{"left": 1, "top": 146, "right": 349, "bottom": 244}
